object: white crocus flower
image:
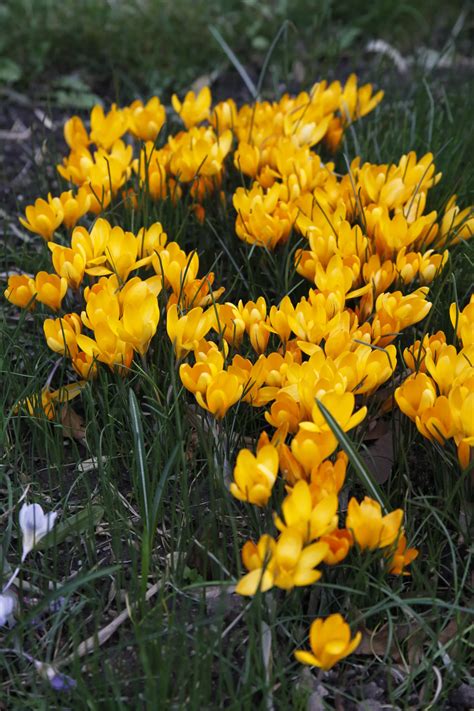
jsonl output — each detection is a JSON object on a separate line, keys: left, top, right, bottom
{"left": 0, "top": 589, "right": 17, "bottom": 626}
{"left": 19, "top": 503, "right": 58, "bottom": 561}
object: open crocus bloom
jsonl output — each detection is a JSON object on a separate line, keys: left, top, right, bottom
{"left": 19, "top": 503, "right": 58, "bottom": 561}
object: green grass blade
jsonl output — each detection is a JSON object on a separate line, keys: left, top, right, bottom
{"left": 128, "top": 388, "right": 150, "bottom": 532}
{"left": 316, "top": 399, "right": 389, "bottom": 512}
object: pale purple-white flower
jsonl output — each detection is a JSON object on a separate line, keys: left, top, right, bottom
{"left": 19, "top": 503, "right": 58, "bottom": 561}
{"left": 0, "top": 589, "right": 17, "bottom": 627}
{"left": 34, "top": 660, "right": 76, "bottom": 691}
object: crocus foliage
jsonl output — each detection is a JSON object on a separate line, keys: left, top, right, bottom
{"left": 5, "top": 76, "right": 473, "bottom": 671}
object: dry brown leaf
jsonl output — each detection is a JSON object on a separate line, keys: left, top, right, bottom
{"left": 361, "top": 428, "right": 394, "bottom": 484}
{"left": 60, "top": 405, "right": 86, "bottom": 442}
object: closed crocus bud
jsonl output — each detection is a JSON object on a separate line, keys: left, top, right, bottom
{"left": 49, "top": 244, "right": 86, "bottom": 290}
{"left": 112, "top": 282, "right": 160, "bottom": 355}
{"left": 450, "top": 297, "right": 474, "bottom": 347}
{"left": 4, "top": 274, "right": 36, "bottom": 309}
{"left": 230, "top": 444, "right": 279, "bottom": 506}
{"left": 19, "top": 503, "right": 58, "bottom": 561}
{"left": 166, "top": 304, "right": 215, "bottom": 360}
{"left": 19, "top": 196, "right": 64, "bottom": 241}
{"left": 295, "top": 614, "right": 361, "bottom": 670}
{"left": 346, "top": 497, "right": 403, "bottom": 550}
{"left": 195, "top": 371, "right": 243, "bottom": 419}
{"left": 234, "top": 142, "right": 261, "bottom": 177}
{"left": 0, "top": 590, "right": 17, "bottom": 627}
{"left": 34, "top": 272, "right": 68, "bottom": 311}
{"left": 43, "top": 316, "right": 81, "bottom": 357}
{"left": 291, "top": 424, "right": 338, "bottom": 475}
{"left": 395, "top": 372, "right": 437, "bottom": 420}
{"left": 64, "top": 115, "right": 89, "bottom": 150}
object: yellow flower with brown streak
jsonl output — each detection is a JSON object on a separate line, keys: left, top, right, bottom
{"left": 346, "top": 497, "right": 403, "bottom": 550}
{"left": 171, "top": 86, "right": 211, "bottom": 128}
{"left": 230, "top": 443, "right": 279, "bottom": 505}
{"left": 4, "top": 274, "right": 36, "bottom": 309}
{"left": 166, "top": 304, "right": 215, "bottom": 359}
{"left": 55, "top": 189, "right": 91, "bottom": 229}
{"left": 44, "top": 313, "right": 82, "bottom": 358}
{"left": 450, "top": 296, "right": 474, "bottom": 347}
{"left": 386, "top": 534, "right": 418, "bottom": 575}
{"left": 19, "top": 196, "right": 64, "bottom": 241}
{"left": 274, "top": 481, "right": 338, "bottom": 543}
{"left": 49, "top": 244, "right": 86, "bottom": 290}
{"left": 127, "top": 96, "right": 166, "bottom": 142}
{"left": 295, "top": 614, "right": 361, "bottom": 670}
{"left": 34, "top": 272, "right": 68, "bottom": 312}
{"left": 194, "top": 370, "right": 243, "bottom": 419}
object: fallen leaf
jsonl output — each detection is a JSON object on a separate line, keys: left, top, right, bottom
{"left": 361, "top": 428, "right": 394, "bottom": 485}
{"left": 60, "top": 405, "right": 86, "bottom": 442}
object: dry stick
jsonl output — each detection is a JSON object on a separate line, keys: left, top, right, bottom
{"left": 62, "top": 581, "right": 161, "bottom": 665}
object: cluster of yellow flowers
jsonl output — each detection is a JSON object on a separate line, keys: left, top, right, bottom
{"left": 396, "top": 296, "right": 474, "bottom": 469}
{"left": 5, "top": 76, "right": 474, "bottom": 671}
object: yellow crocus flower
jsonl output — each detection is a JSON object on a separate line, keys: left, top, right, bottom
{"left": 346, "top": 497, "right": 403, "bottom": 550}
{"left": 230, "top": 443, "right": 279, "bottom": 506}
{"left": 19, "top": 197, "right": 64, "bottom": 241}
{"left": 295, "top": 614, "right": 361, "bottom": 670}
{"left": 166, "top": 304, "right": 215, "bottom": 359}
